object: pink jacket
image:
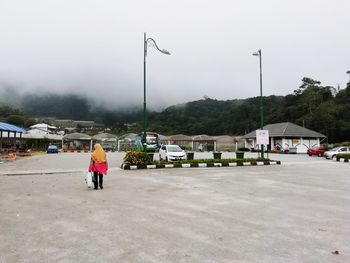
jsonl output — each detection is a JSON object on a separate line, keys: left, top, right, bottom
{"left": 89, "top": 162, "right": 108, "bottom": 175}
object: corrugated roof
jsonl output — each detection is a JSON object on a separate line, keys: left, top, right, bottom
{"left": 63, "top": 132, "right": 92, "bottom": 140}
{"left": 213, "top": 135, "right": 235, "bottom": 143}
{"left": 192, "top": 134, "right": 215, "bottom": 141}
{"left": 242, "top": 122, "right": 326, "bottom": 138}
{"left": 168, "top": 134, "right": 192, "bottom": 141}
{"left": 157, "top": 134, "right": 168, "bottom": 141}
{"left": 92, "top": 133, "right": 117, "bottom": 141}
{"left": 0, "top": 122, "right": 26, "bottom": 133}
{"left": 118, "top": 133, "right": 137, "bottom": 141}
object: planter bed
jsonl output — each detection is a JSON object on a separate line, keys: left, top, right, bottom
{"left": 120, "top": 159, "right": 281, "bottom": 170}
{"left": 335, "top": 157, "right": 349, "bottom": 163}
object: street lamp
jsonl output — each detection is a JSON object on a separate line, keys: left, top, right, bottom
{"left": 253, "top": 49, "right": 264, "bottom": 158}
{"left": 143, "top": 32, "right": 170, "bottom": 151}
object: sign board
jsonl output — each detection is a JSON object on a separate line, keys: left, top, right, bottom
{"left": 292, "top": 139, "right": 300, "bottom": 145}
{"left": 256, "top": 130, "right": 269, "bottom": 145}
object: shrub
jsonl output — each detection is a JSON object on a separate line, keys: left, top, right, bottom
{"left": 123, "top": 151, "right": 151, "bottom": 165}
{"left": 336, "top": 153, "right": 350, "bottom": 159}
{"left": 334, "top": 141, "right": 350, "bottom": 147}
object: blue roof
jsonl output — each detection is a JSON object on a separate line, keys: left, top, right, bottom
{"left": 0, "top": 122, "right": 26, "bottom": 133}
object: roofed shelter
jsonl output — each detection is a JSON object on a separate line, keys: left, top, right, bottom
{"left": 157, "top": 134, "right": 169, "bottom": 145}
{"left": 243, "top": 122, "right": 326, "bottom": 153}
{"left": 63, "top": 132, "right": 92, "bottom": 151}
{"left": 192, "top": 134, "right": 216, "bottom": 151}
{"left": 0, "top": 122, "right": 26, "bottom": 153}
{"left": 92, "top": 133, "right": 117, "bottom": 151}
{"left": 168, "top": 134, "right": 192, "bottom": 150}
{"left": 117, "top": 133, "right": 138, "bottom": 151}
{"left": 213, "top": 135, "right": 236, "bottom": 151}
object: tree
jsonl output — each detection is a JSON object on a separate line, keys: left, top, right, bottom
{"left": 6, "top": 115, "right": 25, "bottom": 126}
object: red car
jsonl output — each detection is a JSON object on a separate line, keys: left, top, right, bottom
{"left": 307, "top": 147, "right": 326, "bottom": 157}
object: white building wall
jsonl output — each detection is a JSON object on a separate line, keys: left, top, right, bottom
{"left": 246, "top": 137, "right": 322, "bottom": 153}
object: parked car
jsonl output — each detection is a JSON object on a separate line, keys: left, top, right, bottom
{"left": 159, "top": 144, "right": 186, "bottom": 161}
{"left": 323, "top": 146, "right": 350, "bottom": 159}
{"left": 47, "top": 145, "right": 59, "bottom": 154}
{"left": 307, "top": 147, "right": 327, "bottom": 157}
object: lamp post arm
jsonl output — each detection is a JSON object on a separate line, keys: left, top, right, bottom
{"left": 146, "top": 38, "right": 170, "bottom": 55}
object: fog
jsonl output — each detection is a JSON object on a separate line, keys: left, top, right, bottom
{"left": 0, "top": 0, "right": 349, "bottom": 109}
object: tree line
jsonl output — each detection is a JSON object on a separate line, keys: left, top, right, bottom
{"left": 147, "top": 77, "right": 350, "bottom": 143}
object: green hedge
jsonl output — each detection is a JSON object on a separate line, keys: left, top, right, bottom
{"left": 153, "top": 158, "right": 268, "bottom": 165}
{"left": 123, "top": 151, "right": 270, "bottom": 165}
{"left": 336, "top": 153, "right": 350, "bottom": 159}
{"left": 334, "top": 141, "right": 350, "bottom": 147}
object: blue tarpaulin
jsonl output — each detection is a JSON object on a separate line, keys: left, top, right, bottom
{"left": 0, "top": 122, "right": 26, "bottom": 133}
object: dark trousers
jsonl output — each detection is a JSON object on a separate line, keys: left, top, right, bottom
{"left": 93, "top": 172, "right": 103, "bottom": 189}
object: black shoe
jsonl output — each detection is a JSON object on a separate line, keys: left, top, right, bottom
{"left": 100, "top": 186, "right": 103, "bottom": 189}
{"left": 94, "top": 187, "right": 98, "bottom": 190}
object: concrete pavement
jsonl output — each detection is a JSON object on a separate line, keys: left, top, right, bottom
{"left": 0, "top": 153, "right": 349, "bottom": 262}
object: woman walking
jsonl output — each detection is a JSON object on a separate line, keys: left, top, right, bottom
{"left": 89, "top": 144, "right": 108, "bottom": 190}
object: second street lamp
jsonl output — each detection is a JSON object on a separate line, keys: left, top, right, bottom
{"left": 143, "top": 32, "right": 170, "bottom": 151}
{"left": 253, "top": 49, "right": 264, "bottom": 158}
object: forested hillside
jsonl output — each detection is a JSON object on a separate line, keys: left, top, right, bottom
{"left": 1, "top": 77, "right": 349, "bottom": 142}
{"left": 148, "top": 78, "right": 350, "bottom": 142}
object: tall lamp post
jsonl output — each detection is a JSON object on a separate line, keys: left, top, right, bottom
{"left": 253, "top": 49, "right": 264, "bottom": 158}
{"left": 143, "top": 32, "right": 170, "bottom": 151}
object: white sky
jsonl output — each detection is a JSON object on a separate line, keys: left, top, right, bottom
{"left": 0, "top": 0, "right": 349, "bottom": 109}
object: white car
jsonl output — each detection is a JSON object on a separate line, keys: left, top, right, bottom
{"left": 159, "top": 145, "right": 186, "bottom": 161}
{"left": 324, "top": 146, "right": 350, "bottom": 159}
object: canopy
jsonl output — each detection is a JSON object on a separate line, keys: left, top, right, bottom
{"left": 0, "top": 122, "right": 26, "bottom": 133}
{"left": 63, "top": 132, "right": 92, "bottom": 140}
{"left": 92, "top": 133, "right": 117, "bottom": 141}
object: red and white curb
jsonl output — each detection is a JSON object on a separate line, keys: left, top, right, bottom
{"left": 120, "top": 160, "right": 281, "bottom": 170}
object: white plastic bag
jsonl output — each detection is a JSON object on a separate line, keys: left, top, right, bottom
{"left": 85, "top": 172, "right": 93, "bottom": 188}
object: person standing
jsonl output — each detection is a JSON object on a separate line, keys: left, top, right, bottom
{"left": 89, "top": 144, "right": 108, "bottom": 190}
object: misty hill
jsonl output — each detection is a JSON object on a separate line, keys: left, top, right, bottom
{"left": 148, "top": 96, "right": 285, "bottom": 135}
{"left": 0, "top": 92, "right": 143, "bottom": 125}
{"left": 1, "top": 77, "right": 350, "bottom": 142}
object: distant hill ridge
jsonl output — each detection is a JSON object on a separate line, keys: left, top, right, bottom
{"left": 1, "top": 77, "right": 350, "bottom": 142}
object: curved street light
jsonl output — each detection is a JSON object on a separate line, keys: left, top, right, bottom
{"left": 253, "top": 49, "right": 264, "bottom": 158}
{"left": 143, "top": 32, "right": 170, "bottom": 151}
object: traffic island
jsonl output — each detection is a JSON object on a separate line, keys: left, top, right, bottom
{"left": 120, "top": 160, "right": 281, "bottom": 170}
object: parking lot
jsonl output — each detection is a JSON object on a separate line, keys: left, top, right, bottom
{"left": 0, "top": 152, "right": 349, "bottom": 262}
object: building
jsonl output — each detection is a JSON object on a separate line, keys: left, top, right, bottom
{"left": 62, "top": 133, "right": 92, "bottom": 151}
{"left": 192, "top": 135, "right": 216, "bottom": 151}
{"left": 243, "top": 122, "right": 326, "bottom": 153}
{"left": 214, "top": 135, "right": 237, "bottom": 152}
{"left": 92, "top": 133, "right": 117, "bottom": 151}
{"left": 0, "top": 122, "right": 26, "bottom": 153}
{"left": 29, "top": 123, "right": 57, "bottom": 133}
{"left": 117, "top": 133, "right": 138, "bottom": 151}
